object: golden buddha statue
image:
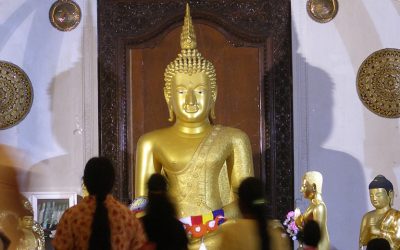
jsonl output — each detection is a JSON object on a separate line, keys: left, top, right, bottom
{"left": 17, "top": 198, "right": 45, "bottom": 250}
{"left": 359, "top": 175, "right": 400, "bottom": 249}
{"left": 295, "top": 171, "right": 330, "bottom": 250}
{"left": 134, "top": 4, "right": 254, "bottom": 249}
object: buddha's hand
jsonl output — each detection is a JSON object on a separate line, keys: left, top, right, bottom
{"left": 370, "top": 226, "right": 381, "bottom": 236}
{"left": 129, "top": 196, "right": 148, "bottom": 212}
{"left": 369, "top": 218, "right": 382, "bottom": 236}
{"left": 295, "top": 214, "right": 304, "bottom": 229}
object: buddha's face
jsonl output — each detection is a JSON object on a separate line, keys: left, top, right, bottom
{"left": 20, "top": 215, "right": 33, "bottom": 229}
{"left": 369, "top": 188, "right": 391, "bottom": 209}
{"left": 300, "top": 178, "right": 316, "bottom": 199}
{"left": 170, "top": 72, "right": 213, "bottom": 123}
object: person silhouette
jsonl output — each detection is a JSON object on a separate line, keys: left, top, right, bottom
{"left": 219, "top": 177, "right": 290, "bottom": 250}
{"left": 53, "top": 157, "right": 146, "bottom": 250}
{"left": 141, "top": 173, "right": 188, "bottom": 250}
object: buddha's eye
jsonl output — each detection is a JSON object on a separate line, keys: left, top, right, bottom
{"left": 196, "top": 88, "right": 206, "bottom": 94}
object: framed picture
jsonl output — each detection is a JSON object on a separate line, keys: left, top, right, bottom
{"left": 23, "top": 192, "right": 77, "bottom": 230}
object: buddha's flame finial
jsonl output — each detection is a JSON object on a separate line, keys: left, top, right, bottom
{"left": 180, "top": 3, "right": 197, "bottom": 50}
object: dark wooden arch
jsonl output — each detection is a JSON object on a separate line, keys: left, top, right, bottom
{"left": 98, "top": 0, "right": 293, "bottom": 219}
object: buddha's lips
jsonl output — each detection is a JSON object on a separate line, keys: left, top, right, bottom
{"left": 184, "top": 105, "right": 199, "bottom": 113}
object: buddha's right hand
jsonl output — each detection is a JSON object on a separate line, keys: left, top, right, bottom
{"left": 295, "top": 214, "right": 304, "bottom": 229}
{"left": 129, "top": 196, "right": 148, "bottom": 212}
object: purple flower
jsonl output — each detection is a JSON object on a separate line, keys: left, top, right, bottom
{"left": 283, "top": 209, "right": 301, "bottom": 241}
{"left": 287, "top": 211, "right": 295, "bottom": 218}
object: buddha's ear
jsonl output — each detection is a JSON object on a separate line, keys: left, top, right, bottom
{"left": 163, "top": 87, "right": 170, "bottom": 105}
{"left": 210, "top": 103, "right": 216, "bottom": 121}
{"left": 164, "top": 87, "right": 174, "bottom": 122}
{"left": 168, "top": 105, "right": 174, "bottom": 122}
{"left": 312, "top": 183, "right": 317, "bottom": 193}
{"left": 389, "top": 190, "right": 394, "bottom": 206}
{"left": 209, "top": 86, "right": 217, "bottom": 121}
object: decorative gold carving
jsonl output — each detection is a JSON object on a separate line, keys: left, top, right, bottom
{"left": 357, "top": 48, "right": 400, "bottom": 118}
{"left": 49, "top": 0, "right": 81, "bottom": 32}
{"left": 0, "top": 61, "right": 33, "bottom": 129}
{"left": 32, "top": 221, "right": 45, "bottom": 250}
{"left": 307, "top": 0, "right": 338, "bottom": 23}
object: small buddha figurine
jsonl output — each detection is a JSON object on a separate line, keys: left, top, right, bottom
{"left": 134, "top": 4, "right": 254, "bottom": 249}
{"left": 17, "top": 198, "right": 45, "bottom": 250}
{"left": 295, "top": 171, "right": 330, "bottom": 250}
{"left": 18, "top": 215, "right": 39, "bottom": 250}
{"left": 359, "top": 175, "right": 400, "bottom": 249}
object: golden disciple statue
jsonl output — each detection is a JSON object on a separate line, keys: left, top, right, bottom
{"left": 133, "top": 4, "right": 254, "bottom": 249}
{"left": 359, "top": 175, "right": 400, "bottom": 249}
{"left": 295, "top": 171, "right": 330, "bottom": 250}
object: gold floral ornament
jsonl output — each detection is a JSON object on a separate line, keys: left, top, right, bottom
{"left": 357, "top": 48, "right": 400, "bottom": 118}
{"left": 307, "top": 0, "right": 338, "bottom": 23}
{"left": 0, "top": 61, "right": 33, "bottom": 129}
{"left": 49, "top": 0, "right": 81, "bottom": 32}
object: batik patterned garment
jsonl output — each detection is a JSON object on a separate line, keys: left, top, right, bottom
{"left": 53, "top": 195, "right": 146, "bottom": 250}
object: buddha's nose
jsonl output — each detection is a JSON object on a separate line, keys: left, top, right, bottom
{"left": 185, "top": 89, "right": 197, "bottom": 105}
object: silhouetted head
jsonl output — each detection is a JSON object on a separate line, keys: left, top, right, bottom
{"left": 238, "top": 177, "right": 269, "bottom": 250}
{"left": 83, "top": 157, "right": 115, "bottom": 196}
{"left": 238, "top": 177, "right": 266, "bottom": 217}
{"left": 145, "top": 173, "right": 176, "bottom": 217}
{"left": 147, "top": 173, "right": 168, "bottom": 194}
{"left": 303, "top": 220, "right": 321, "bottom": 247}
{"left": 366, "top": 238, "right": 391, "bottom": 250}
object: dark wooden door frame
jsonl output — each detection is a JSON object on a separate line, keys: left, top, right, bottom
{"left": 98, "top": 0, "right": 293, "bottom": 219}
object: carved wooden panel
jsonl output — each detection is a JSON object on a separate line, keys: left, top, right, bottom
{"left": 98, "top": 0, "right": 293, "bottom": 220}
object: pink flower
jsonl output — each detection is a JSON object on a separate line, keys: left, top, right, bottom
{"left": 283, "top": 209, "right": 301, "bottom": 241}
{"left": 287, "top": 211, "right": 295, "bottom": 218}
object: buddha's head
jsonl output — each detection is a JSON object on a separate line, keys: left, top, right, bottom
{"left": 301, "top": 171, "right": 323, "bottom": 199}
{"left": 368, "top": 175, "right": 394, "bottom": 209}
{"left": 19, "top": 196, "right": 34, "bottom": 229}
{"left": 164, "top": 4, "right": 217, "bottom": 123}
{"left": 19, "top": 215, "right": 34, "bottom": 230}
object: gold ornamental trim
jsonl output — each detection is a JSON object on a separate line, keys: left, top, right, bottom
{"left": 307, "top": 0, "right": 338, "bottom": 23}
{"left": 49, "top": 0, "right": 81, "bottom": 32}
{"left": 0, "top": 61, "right": 33, "bottom": 129}
{"left": 357, "top": 48, "right": 400, "bottom": 118}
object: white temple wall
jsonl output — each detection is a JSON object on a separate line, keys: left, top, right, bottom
{"left": 292, "top": 0, "right": 400, "bottom": 249}
{"left": 0, "top": 0, "right": 98, "bottom": 195}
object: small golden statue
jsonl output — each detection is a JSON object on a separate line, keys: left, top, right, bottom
{"left": 295, "top": 171, "right": 330, "bottom": 250}
{"left": 134, "top": 4, "right": 254, "bottom": 249}
{"left": 17, "top": 198, "right": 45, "bottom": 250}
{"left": 359, "top": 175, "right": 400, "bottom": 249}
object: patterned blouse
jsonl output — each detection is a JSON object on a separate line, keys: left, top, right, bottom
{"left": 53, "top": 195, "right": 146, "bottom": 250}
